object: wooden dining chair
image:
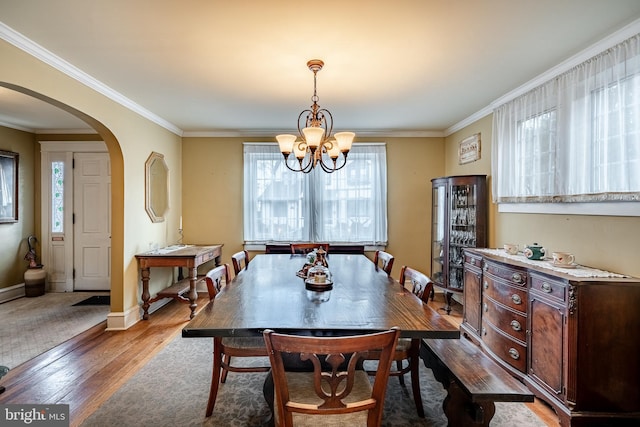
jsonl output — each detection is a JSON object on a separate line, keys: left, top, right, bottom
{"left": 373, "top": 250, "right": 394, "bottom": 276}
{"left": 203, "top": 264, "right": 270, "bottom": 417}
{"left": 290, "top": 243, "right": 330, "bottom": 255}
{"left": 365, "top": 265, "right": 434, "bottom": 418}
{"left": 231, "top": 250, "right": 250, "bottom": 276}
{"left": 263, "top": 327, "right": 400, "bottom": 427}
{"left": 204, "top": 263, "right": 231, "bottom": 296}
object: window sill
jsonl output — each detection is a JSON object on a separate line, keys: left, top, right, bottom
{"left": 244, "top": 243, "right": 385, "bottom": 253}
{"left": 498, "top": 202, "right": 640, "bottom": 217}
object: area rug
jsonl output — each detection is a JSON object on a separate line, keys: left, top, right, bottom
{"left": 81, "top": 334, "right": 546, "bottom": 427}
{"left": 72, "top": 295, "right": 111, "bottom": 306}
{"left": 0, "top": 292, "right": 110, "bottom": 369}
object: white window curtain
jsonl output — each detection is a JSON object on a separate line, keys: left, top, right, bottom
{"left": 493, "top": 34, "right": 640, "bottom": 203}
{"left": 243, "top": 143, "right": 388, "bottom": 245}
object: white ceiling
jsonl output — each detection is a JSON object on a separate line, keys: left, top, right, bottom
{"left": 1, "top": 0, "right": 640, "bottom": 136}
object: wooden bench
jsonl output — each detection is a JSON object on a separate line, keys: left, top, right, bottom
{"left": 420, "top": 337, "right": 534, "bottom": 427}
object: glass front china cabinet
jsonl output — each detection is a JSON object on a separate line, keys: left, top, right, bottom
{"left": 431, "top": 175, "right": 487, "bottom": 313}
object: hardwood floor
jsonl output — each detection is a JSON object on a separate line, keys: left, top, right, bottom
{"left": 0, "top": 293, "right": 560, "bottom": 427}
{"left": 0, "top": 294, "right": 211, "bottom": 427}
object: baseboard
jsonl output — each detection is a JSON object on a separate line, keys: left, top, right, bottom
{"left": 106, "top": 304, "right": 140, "bottom": 330}
{"left": 0, "top": 283, "right": 25, "bottom": 303}
{"left": 105, "top": 296, "right": 175, "bottom": 330}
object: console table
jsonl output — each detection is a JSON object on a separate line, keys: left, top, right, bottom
{"left": 135, "top": 244, "right": 222, "bottom": 320}
{"left": 462, "top": 248, "right": 640, "bottom": 426}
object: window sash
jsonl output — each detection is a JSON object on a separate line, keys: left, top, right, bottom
{"left": 243, "top": 143, "right": 388, "bottom": 245}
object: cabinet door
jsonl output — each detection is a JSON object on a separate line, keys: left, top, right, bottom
{"left": 431, "top": 175, "right": 486, "bottom": 295}
{"left": 431, "top": 182, "right": 447, "bottom": 287}
{"left": 462, "top": 266, "right": 482, "bottom": 336}
{"left": 529, "top": 295, "right": 565, "bottom": 399}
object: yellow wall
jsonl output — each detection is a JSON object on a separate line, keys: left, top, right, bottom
{"left": 445, "top": 114, "right": 640, "bottom": 277}
{"left": 182, "top": 136, "right": 445, "bottom": 276}
{"left": 0, "top": 126, "right": 36, "bottom": 288}
{"left": 0, "top": 39, "right": 183, "bottom": 322}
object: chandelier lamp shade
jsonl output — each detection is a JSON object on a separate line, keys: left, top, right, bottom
{"left": 276, "top": 59, "right": 355, "bottom": 173}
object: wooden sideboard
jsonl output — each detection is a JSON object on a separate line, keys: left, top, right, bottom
{"left": 462, "top": 248, "right": 640, "bottom": 427}
{"left": 135, "top": 244, "right": 222, "bottom": 320}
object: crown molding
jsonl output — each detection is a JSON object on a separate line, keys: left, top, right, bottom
{"left": 0, "top": 118, "right": 32, "bottom": 133}
{"left": 489, "top": 18, "right": 640, "bottom": 109}
{"left": 0, "top": 22, "right": 183, "bottom": 136}
{"left": 444, "top": 107, "right": 492, "bottom": 137}
{"left": 447, "top": 18, "right": 640, "bottom": 137}
{"left": 36, "top": 128, "right": 99, "bottom": 135}
{"left": 4, "top": 17, "right": 638, "bottom": 141}
{"left": 182, "top": 129, "right": 444, "bottom": 138}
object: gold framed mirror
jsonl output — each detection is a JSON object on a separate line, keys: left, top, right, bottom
{"left": 145, "top": 151, "right": 169, "bottom": 223}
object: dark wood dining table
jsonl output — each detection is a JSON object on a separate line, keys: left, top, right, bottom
{"left": 182, "top": 253, "right": 460, "bottom": 339}
{"left": 182, "top": 253, "right": 459, "bottom": 421}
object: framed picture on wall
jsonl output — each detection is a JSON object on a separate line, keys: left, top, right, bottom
{"left": 458, "top": 133, "right": 481, "bottom": 165}
{"left": 0, "top": 150, "right": 19, "bottom": 223}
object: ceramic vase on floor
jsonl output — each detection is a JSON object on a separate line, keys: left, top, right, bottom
{"left": 24, "top": 266, "right": 46, "bottom": 297}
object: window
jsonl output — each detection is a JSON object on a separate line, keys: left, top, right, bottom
{"left": 243, "top": 143, "right": 387, "bottom": 245}
{"left": 493, "top": 34, "right": 640, "bottom": 210}
{"left": 51, "top": 161, "right": 65, "bottom": 232}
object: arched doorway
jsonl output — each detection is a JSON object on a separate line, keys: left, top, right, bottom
{"left": 0, "top": 82, "right": 125, "bottom": 317}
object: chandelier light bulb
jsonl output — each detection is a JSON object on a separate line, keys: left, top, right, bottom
{"left": 293, "top": 141, "right": 307, "bottom": 159}
{"left": 326, "top": 140, "right": 341, "bottom": 158}
{"left": 334, "top": 132, "right": 355, "bottom": 152}
{"left": 302, "top": 127, "right": 324, "bottom": 149}
{"left": 276, "top": 134, "right": 296, "bottom": 154}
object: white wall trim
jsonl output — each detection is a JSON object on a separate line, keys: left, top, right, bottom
{"left": 0, "top": 283, "right": 25, "bottom": 303}
{"left": 106, "top": 305, "right": 139, "bottom": 331}
{"left": 105, "top": 296, "right": 185, "bottom": 330}
{"left": 184, "top": 129, "right": 444, "bottom": 138}
{"left": 447, "top": 18, "right": 640, "bottom": 137}
{"left": 444, "top": 108, "right": 492, "bottom": 137}
{"left": 0, "top": 21, "right": 182, "bottom": 137}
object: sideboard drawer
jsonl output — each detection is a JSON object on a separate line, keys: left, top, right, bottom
{"left": 483, "top": 274, "right": 528, "bottom": 314}
{"left": 464, "top": 252, "right": 483, "bottom": 268}
{"left": 483, "top": 260, "right": 527, "bottom": 286}
{"left": 482, "top": 320, "right": 527, "bottom": 373}
{"left": 530, "top": 273, "right": 566, "bottom": 302}
{"left": 483, "top": 296, "right": 527, "bottom": 343}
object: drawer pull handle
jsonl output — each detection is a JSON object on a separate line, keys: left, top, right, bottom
{"left": 483, "top": 281, "right": 489, "bottom": 290}
{"left": 511, "top": 272, "right": 523, "bottom": 283}
{"left": 511, "top": 294, "right": 522, "bottom": 305}
{"left": 482, "top": 327, "right": 487, "bottom": 336}
{"left": 483, "top": 303, "right": 488, "bottom": 312}
{"left": 541, "top": 282, "right": 552, "bottom": 293}
{"left": 508, "top": 348, "right": 520, "bottom": 360}
{"left": 510, "top": 320, "right": 522, "bottom": 331}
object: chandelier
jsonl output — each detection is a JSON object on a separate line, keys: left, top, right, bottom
{"left": 276, "top": 59, "right": 355, "bottom": 173}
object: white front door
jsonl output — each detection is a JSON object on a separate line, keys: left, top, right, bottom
{"left": 73, "top": 153, "right": 111, "bottom": 291}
